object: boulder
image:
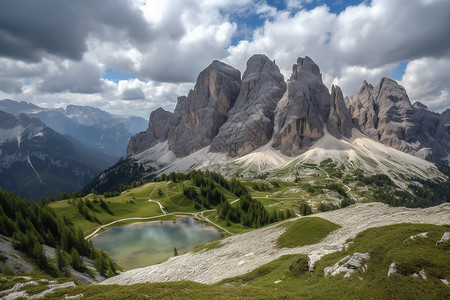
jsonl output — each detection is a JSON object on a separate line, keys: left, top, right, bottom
{"left": 324, "top": 252, "right": 369, "bottom": 278}
{"left": 387, "top": 262, "right": 397, "bottom": 277}
{"left": 436, "top": 232, "right": 450, "bottom": 245}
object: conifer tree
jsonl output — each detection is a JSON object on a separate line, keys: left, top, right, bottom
{"left": 71, "top": 248, "right": 84, "bottom": 271}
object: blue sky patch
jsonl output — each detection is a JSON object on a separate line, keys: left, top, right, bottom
{"left": 390, "top": 61, "right": 408, "bottom": 81}
{"left": 103, "top": 68, "right": 140, "bottom": 83}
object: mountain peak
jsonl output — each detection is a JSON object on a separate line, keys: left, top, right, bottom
{"left": 327, "top": 85, "right": 352, "bottom": 139}
{"left": 347, "top": 76, "right": 450, "bottom": 161}
{"left": 413, "top": 101, "right": 428, "bottom": 110}
{"left": 272, "top": 56, "right": 330, "bottom": 157}
{"left": 361, "top": 80, "right": 374, "bottom": 91}
{"left": 125, "top": 54, "right": 450, "bottom": 164}
{"left": 210, "top": 54, "right": 286, "bottom": 157}
{"left": 292, "top": 56, "right": 321, "bottom": 78}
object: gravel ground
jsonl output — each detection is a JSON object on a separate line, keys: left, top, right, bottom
{"left": 100, "top": 202, "right": 450, "bottom": 285}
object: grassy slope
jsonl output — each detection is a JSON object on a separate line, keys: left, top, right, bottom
{"left": 241, "top": 177, "right": 348, "bottom": 213}
{"left": 277, "top": 217, "right": 341, "bottom": 248}
{"left": 42, "top": 223, "right": 450, "bottom": 299}
{"left": 50, "top": 168, "right": 400, "bottom": 237}
{"left": 50, "top": 181, "right": 241, "bottom": 236}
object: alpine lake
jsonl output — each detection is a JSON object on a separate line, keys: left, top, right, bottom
{"left": 91, "top": 217, "right": 223, "bottom": 270}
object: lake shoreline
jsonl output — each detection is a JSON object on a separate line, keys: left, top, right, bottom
{"left": 91, "top": 216, "right": 223, "bottom": 270}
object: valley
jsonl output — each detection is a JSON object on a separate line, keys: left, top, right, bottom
{"left": 2, "top": 161, "right": 450, "bottom": 299}
{"left": 4, "top": 201, "right": 447, "bottom": 299}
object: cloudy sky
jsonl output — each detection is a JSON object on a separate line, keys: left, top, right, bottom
{"left": 0, "top": 0, "right": 449, "bottom": 119}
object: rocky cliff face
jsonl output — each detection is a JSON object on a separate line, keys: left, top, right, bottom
{"left": 168, "top": 61, "right": 241, "bottom": 156}
{"left": 210, "top": 54, "right": 286, "bottom": 157}
{"left": 271, "top": 56, "right": 331, "bottom": 157}
{"left": 125, "top": 54, "right": 449, "bottom": 165}
{"left": 327, "top": 85, "right": 352, "bottom": 139}
{"left": 127, "top": 107, "right": 176, "bottom": 156}
{"left": 347, "top": 78, "right": 450, "bottom": 161}
{"left": 127, "top": 60, "right": 241, "bottom": 158}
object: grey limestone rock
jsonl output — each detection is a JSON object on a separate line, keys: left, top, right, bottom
{"left": 413, "top": 101, "right": 428, "bottom": 109}
{"left": 327, "top": 85, "right": 352, "bottom": 139}
{"left": 347, "top": 78, "right": 450, "bottom": 162}
{"left": 436, "top": 232, "right": 450, "bottom": 245}
{"left": 324, "top": 252, "right": 369, "bottom": 278}
{"left": 271, "top": 56, "right": 331, "bottom": 156}
{"left": 168, "top": 60, "right": 241, "bottom": 157}
{"left": 388, "top": 262, "right": 397, "bottom": 277}
{"left": 127, "top": 107, "right": 176, "bottom": 156}
{"left": 210, "top": 54, "right": 286, "bottom": 157}
{"left": 126, "top": 60, "right": 241, "bottom": 158}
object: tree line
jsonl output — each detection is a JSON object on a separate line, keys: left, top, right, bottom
{"left": 0, "top": 188, "right": 117, "bottom": 277}
{"left": 166, "top": 170, "right": 294, "bottom": 228}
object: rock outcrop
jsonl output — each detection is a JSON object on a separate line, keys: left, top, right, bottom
{"left": 346, "top": 78, "right": 450, "bottom": 161}
{"left": 210, "top": 54, "right": 286, "bottom": 157}
{"left": 324, "top": 252, "right": 370, "bottom": 278}
{"left": 271, "top": 56, "right": 331, "bottom": 156}
{"left": 327, "top": 85, "right": 352, "bottom": 139}
{"left": 387, "top": 262, "right": 396, "bottom": 277}
{"left": 127, "top": 108, "right": 176, "bottom": 156}
{"left": 436, "top": 232, "right": 450, "bottom": 245}
{"left": 127, "top": 60, "right": 241, "bottom": 158}
{"left": 169, "top": 61, "right": 241, "bottom": 157}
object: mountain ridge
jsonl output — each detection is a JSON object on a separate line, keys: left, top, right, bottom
{"left": 86, "top": 54, "right": 449, "bottom": 193}
{"left": 0, "top": 99, "right": 148, "bottom": 157}
{"left": 127, "top": 54, "right": 449, "bottom": 164}
{"left": 0, "top": 110, "right": 116, "bottom": 201}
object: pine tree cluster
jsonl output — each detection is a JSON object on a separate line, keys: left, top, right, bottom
{"left": 0, "top": 188, "right": 117, "bottom": 277}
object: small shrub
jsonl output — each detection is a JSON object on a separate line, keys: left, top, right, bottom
{"left": 288, "top": 255, "right": 310, "bottom": 276}
{"left": 340, "top": 197, "right": 355, "bottom": 208}
{"left": 299, "top": 201, "right": 313, "bottom": 216}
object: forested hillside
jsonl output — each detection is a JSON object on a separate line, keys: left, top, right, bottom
{"left": 0, "top": 188, "right": 117, "bottom": 277}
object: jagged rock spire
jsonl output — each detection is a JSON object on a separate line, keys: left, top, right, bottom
{"left": 210, "top": 54, "right": 286, "bottom": 157}
{"left": 327, "top": 85, "right": 352, "bottom": 139}
{"left": 271, "top": 56, "right": 331, "bottom": 157}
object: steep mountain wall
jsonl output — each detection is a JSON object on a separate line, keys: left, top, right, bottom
{"left": 346, "top": 78, "right": 450, "bottom": 161}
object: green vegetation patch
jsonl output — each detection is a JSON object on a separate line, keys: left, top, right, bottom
{"left": 192, "top": 239, "right": 223, "bottom": 253}
{"left": 44, "top": 280, "right": 290, "bottom": 300}
{"left": 39, "top": 223, "right": 450, "bottom": 300}
{"left": 277, "top": 217, "right": 341, "bottom": 248}
{"left": 220, "top": 255, "right": 293, "bottom": 287}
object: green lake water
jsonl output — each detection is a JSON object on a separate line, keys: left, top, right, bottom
{"left": 91, "top": 217, "right": 223, "bottom": 270}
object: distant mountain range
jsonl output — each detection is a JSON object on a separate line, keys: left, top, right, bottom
{"left": 0, "top": 100, "right": 148, "bottom": 200}
{"left": 0, "top": 111, "right": 117, "bottom": 201}
{"left": 0, "top": 99, "right": 148, "bottom": 158}
{"left": 88, "top": 54, "right": 449, "bottom": 193}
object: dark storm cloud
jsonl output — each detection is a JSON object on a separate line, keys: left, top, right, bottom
{"left": 0, "top": 79, "right": 22, "bottom": 94}
{"left": 39, "top": 61, "right": 103, "bottom": 94}
{"left": 0, "top": 0, "right": 152, "bottom": 62}
{"left": 121, "top": 87, "right": 146, "bottom": 100}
